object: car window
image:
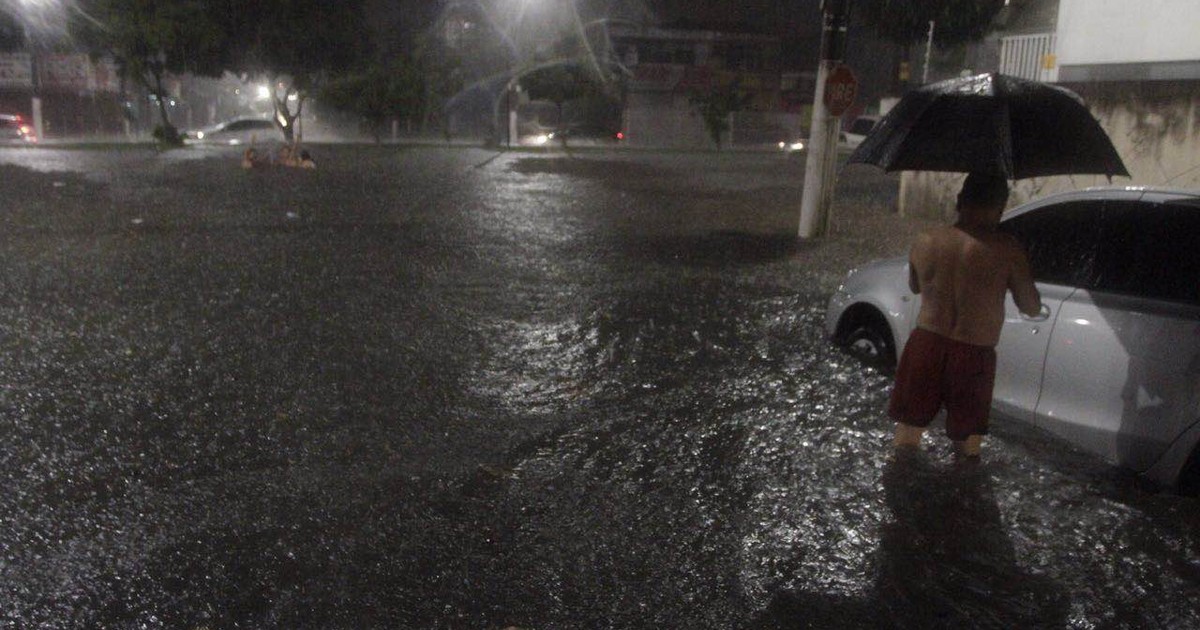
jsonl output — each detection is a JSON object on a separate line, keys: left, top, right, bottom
{"left": 225, "top": 120, "right": 267, "bottom": 131}
{"left": 1089, "top": 200, "right": 1200, "bottom": 305}
{"left": 1000, "top": 200, "right": 1103, "bottom": 286}
{"left": 849, "top": 118, "right": 875, "bottom": 135}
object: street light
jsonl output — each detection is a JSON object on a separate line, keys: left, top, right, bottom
{"left": 13, "top": 0, "right": 64, "bottom": 141}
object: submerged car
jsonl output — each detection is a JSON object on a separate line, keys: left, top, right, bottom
{"left": 0, "top": 114, "right": 36, "bottom": 143}
{"left": 187, "top": 118, "right": 280, "bottom": 145}
{"left": 825, "top": 187, "right": 1200, "bottom": 493}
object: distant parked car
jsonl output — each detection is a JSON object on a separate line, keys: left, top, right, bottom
{"left": 843, "top": 115, "right": 880, "bottom": 148}
{"left": 824, "top": 187, "right": 1200, "bottom": 493}
{"left": 0, "top": 114, "right": 36, "bottom": 144}
{"left": 187, "top": 118, "right": 280, "bottom": 145}
{"left": 517, "top": 124, "right": 622, "bottom": 147}
{"left": 777, "top": 132, "right": 849, "bottom": 153}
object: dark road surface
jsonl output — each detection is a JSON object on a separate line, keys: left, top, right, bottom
{"left": 0, "top": 145, "right": 1196, "bottom": 628}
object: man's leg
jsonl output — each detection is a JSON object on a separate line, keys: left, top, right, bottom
{"left": 953, "top": 434, "right": 983, "bottom": 457}
{"left": 894, "top": 422, "right": 926, "bottom": 449}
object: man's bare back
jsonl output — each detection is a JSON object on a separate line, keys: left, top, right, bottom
{"left": 892, "top": 173, "right": 1042, "bottom": 455}
{"left": 909, "top": 221, "right": 1041, "bottom": 348}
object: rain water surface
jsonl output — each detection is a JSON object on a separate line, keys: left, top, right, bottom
{"left": 0, "top": 145, "right": 1196, "bottom": 628}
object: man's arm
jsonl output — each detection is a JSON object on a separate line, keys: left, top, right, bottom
{"left": 1007, "top": 240, "right": 1042, "bottom": 317}
{"left": 907, "top": 233, "right": 930, "bottom": 295}
{"left": 908, "top": 256, "right": 920, "bottom": 294}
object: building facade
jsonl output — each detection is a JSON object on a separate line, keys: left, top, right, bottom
{"left": 608, "top": 24, "right": 807, "bottom": 149}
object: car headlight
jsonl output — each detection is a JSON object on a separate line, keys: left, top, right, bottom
{"left": 195, "top": 131, "right": 205, "bottom": 139}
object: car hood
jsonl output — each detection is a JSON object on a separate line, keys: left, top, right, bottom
{"left": 840, "top": 256, "right": 908, "bottom": 290}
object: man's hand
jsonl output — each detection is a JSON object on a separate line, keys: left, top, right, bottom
{"left": 1007, "top": 241, "right": 1042, "bottom": 318}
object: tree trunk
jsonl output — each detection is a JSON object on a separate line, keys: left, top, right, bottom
{"left": 147, "top": 68, "right": 182, "bottom": 146}
{"left": 151, "top": 70, "right": 174, "bottom": 133}
{"left": 271, "top": 84, "right": 303, "bottom": 145}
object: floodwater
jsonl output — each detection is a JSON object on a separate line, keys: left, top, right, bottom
{"left": 0, "top": 145, "right": 1196, "bottom": 628}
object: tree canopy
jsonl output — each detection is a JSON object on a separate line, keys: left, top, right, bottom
{"left": 854, "top": 0, "right": 1007, "bottom": 48}
{"left": 75, "top": 0, "right": 372, "bottom": 143}
{"left": 210, "top": 0, "right": 369, "bottom": 141}
{"left": 73, "top": 0, "right": 227, "bottom": 143}
{"left": 320, "top": 60, "right": 423, "bottom": 142}
{"left": 689, "top": 78, "right": 752, "bottom": 148}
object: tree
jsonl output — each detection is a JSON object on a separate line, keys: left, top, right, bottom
{"left": 212, "top": 0, "right": 369, "bottom": 143}
{"left": 320, "top": 59, "right": 423, "bottom": 142}
{"left": 689, "top": 78, "right": 752, "bottom": 148}
{"left": 73, "top": 0, "right": 226, "bottom": 145}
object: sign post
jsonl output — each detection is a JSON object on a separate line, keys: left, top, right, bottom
{"left": 799, "top": 0, "right": 854, "bottom": 240}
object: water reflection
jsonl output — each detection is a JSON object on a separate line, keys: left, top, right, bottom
{"left": 762, "top": 452, "right": 1070, "bottom": 628}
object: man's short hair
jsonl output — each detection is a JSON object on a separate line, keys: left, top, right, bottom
{"left": 957, "top": 172, "right": 1009, "bottom": 210}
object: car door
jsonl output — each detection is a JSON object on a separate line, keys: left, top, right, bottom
{"left": 1034, "top": 196, "right": 1200, "bottom": 471}
{"left": 993, "top": 199, "right": 1105, "bottom": 421}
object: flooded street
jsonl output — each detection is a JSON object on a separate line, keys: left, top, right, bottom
{"left": 0, "top": 145, "right": 1196, "bottom": 628}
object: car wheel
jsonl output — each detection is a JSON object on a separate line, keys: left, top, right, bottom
{"left": 844, "top": 321, "right": 896, "bottom": 370}
{"left": 1179, "top": 446, "right": 1200, "bottom": 497}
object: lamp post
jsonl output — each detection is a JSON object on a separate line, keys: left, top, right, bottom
{"left": 17, "top": 0, "right": 55, "bottom": 141}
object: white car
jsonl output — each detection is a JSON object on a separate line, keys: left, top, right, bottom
{"left": 0, "top": 114, "right": 36, "bottom": 144}
{"left": 187, "top": 118, "right": 280, "bottom": 145}
{"left": 843, "top": 115, "right": 879, "bottom": 148}
{"left": 825, "top": 187, "right": 1200, "bottom": 493}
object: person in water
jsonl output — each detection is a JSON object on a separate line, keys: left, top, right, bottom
{"left": 241, "top": 147, "right": 265, "bottom": 169}
{"left": 888, "top": 172, "right": 1043, "bottom": 457}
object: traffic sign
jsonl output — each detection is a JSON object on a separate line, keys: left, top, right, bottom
{"left": 824, "top": 64, "right": 858, "bottom": 117}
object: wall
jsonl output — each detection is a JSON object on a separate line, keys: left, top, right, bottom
{"left": 1057, "top": 0, "right": 1200, "bottom": 66}
{"left": 898, "top": 80, "right": 1200, "bottom": 220}
{"left": 623, "top": 94, "right": 807, "bottom": 149}
{"left": 623, "top": 92, "right": 711, "bottom": 148}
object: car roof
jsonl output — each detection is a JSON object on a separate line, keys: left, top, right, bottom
{"left": 205, "top": 117, "right": 272, "bottom": 130}
{"left": 1004, "top": 186, "right": 1200, "bottom": 220}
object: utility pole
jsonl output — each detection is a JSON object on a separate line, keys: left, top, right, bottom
{"left": 19, "top": 21, "right": 44, "bottom": 141}
{"left": 798, "top": 0, "right": 852, "bottom": 240}
{"left": 922, "top": 21, "right": 935, "bottom": 84}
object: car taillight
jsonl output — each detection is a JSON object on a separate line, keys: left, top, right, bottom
{"left": 616, "top": 132, "right": 625, "bottom": 140}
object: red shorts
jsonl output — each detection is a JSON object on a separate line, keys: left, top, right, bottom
{"left": 888, "top": 328, "right": 997, "bottom": 441}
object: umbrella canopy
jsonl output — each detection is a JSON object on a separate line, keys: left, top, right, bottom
{"left": 847, "top": 73, "right": 1129, "bottom": 180}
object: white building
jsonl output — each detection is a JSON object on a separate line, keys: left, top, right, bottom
{"left": 903, "top": 0, "right": 1200, "bottom": 218}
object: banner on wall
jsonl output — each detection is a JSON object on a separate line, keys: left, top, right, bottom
{"left": 0, "top": 53, "right": 33, "bottom": 89}
{"left": 41, "top": 54, "right": 92, "bottom": 91}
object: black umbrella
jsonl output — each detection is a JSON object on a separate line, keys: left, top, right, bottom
{"left": 847, "top": 73, "right": 1129, "bottom": 180}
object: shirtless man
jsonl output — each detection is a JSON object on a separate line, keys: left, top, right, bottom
{"left": 889, "top": 172, "right": 1043, "bottom": 456}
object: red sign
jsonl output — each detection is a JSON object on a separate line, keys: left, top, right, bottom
{"left": 824, "top": 64, "right": 858, "bottom": 117}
